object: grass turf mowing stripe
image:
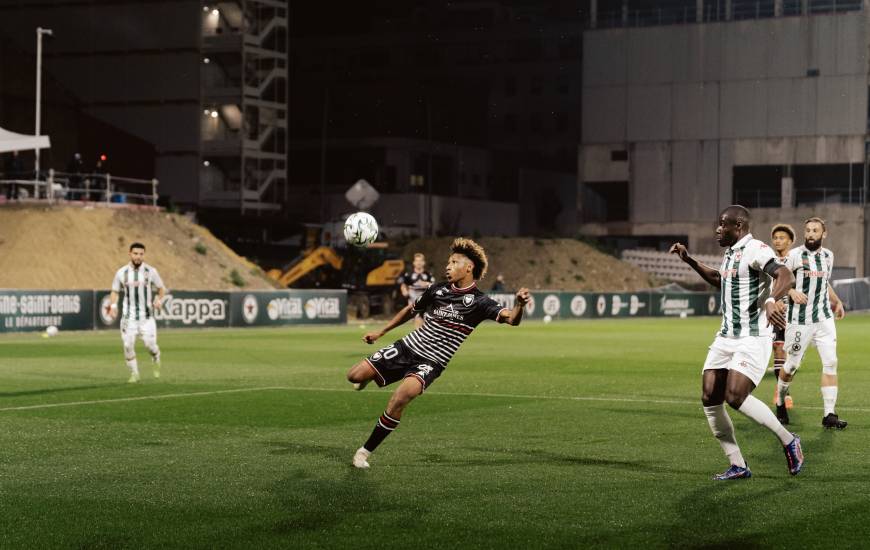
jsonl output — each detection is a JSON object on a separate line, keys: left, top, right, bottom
{"left": 4, "top": 385, "right": 870, "bottom": 413}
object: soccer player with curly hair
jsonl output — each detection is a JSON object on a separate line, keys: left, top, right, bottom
{"left": 346, "top": 238, "right": 530, "bottom": 468}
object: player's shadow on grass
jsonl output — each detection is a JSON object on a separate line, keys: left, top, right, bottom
{"left": 433, "top": 446, "right": 699, "bottom": 474}
{"left": 263, "top": 441, "right": 348, "bottom": 462}
{"left": 0, "top": 383, "right": 119, "bottom": 398}
{"left": 269, "top": 468, "right": 402, "bottom": 534}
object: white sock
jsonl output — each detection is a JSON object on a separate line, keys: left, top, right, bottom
{"left": 821, "top": 386, "right": 838, "bottom": 416}
{"left": 775, "top": 379, "right": 791, "bottom": 406}
{"left": 737, "top": 394, "right": 793, "bottom": 445}
{"left": 704, "top": 405, "right": 746, "bottom": 468}
{"left": 126, "top": 357, "right": 139, "bottom": 376}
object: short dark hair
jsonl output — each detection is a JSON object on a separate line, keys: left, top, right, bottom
{"left": 129, "top": 242, "right": 146, "bottom": 252}
{"left": 451, "top": 237, "right": 488, "bottom": 280}
{"left": 771, "top": 223, "right": 795, "bottom": 241}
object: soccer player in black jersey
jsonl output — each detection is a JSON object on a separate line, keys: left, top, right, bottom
{"left": 397, "top": 252, "right": 434, "bottom": 329}
{"left": 346, "top": 238, "right": 530, "bottom": 468}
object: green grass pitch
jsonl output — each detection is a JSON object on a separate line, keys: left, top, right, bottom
{"left": 2, "top": 316, "right": 870, "bottom": 548}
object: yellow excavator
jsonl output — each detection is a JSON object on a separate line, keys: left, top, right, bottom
{"left": 267, "top": 243, "right": 405, "bottom": 318}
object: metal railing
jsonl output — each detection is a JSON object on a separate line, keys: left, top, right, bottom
{"left": 734, "top": 186, "right": 867, "bottom": 208}
{"left": 592, "top": 0, "right": 861, "bottom": 29}
{"left": 0, "top": 169, "right": 158, "bottom": 207}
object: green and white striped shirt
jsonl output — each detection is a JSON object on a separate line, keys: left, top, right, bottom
{"left": 718, "top": 234, "right": 776, "bottom": 338}
{"left": 111, "top": 262, "right": 165, "bottom": 321}
{"left": 785, "top": 246, "right": 834, "bottom": 325}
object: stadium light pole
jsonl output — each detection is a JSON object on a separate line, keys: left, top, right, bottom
{"left": 34, "top": 27, "right": 53, "bottom": 179}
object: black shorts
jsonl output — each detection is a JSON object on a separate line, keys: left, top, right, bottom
{"left": 365, "top": 339, "right": 444, "bottom": 390}
{"left": 774, "top": 326, "right": 785, "bottom": 344}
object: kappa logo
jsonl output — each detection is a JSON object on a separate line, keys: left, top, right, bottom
{"left": 416, "top": 365, "right": 434, "bottom": 376}
{"left": 241, "top": 295, "right": 258, "bottom": 324}
{"left": 155, "top": 294, "right": 226, "bottom": 325}
{"left": 463, "top": 294, "right": 474, "bottom": 307}
{"left": 738, "top": 361, "right": 749, "bottom": 370}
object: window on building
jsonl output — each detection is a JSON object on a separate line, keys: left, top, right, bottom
{"left": 793, "top": 163, "right": 865, "bottom": 205}
{"left": 732, "top": 165, "right": 782, "bottom": 208}
{"left": 582, "top": 181, "right": 629, "bottom": 223}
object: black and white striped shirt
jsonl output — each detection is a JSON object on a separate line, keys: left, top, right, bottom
{"left": 111, "top": 262, "right": 165, "bottom": 321}
{"left": 401, "top": 281, "right": 506, "bottom": 367}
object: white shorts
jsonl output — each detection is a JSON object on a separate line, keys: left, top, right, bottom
{"left": 120, "top": 317, "right": 158, "bottom": 348}
{"left": 702, "top": 335, "right": 772, "bottom": 387}
{"left": 784, "top": 318, "right": 837, "bottom": 373}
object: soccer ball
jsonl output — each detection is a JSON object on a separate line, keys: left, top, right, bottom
{"left": 45, "top": 325, "right": 59, "bottom": 337}
{"left": 343, "top": 212, "right": 379, "bottom": 247}
{"left": 543, "top": 315, "right": 552, "bottom": 324}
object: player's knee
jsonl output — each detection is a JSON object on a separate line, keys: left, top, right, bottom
{"left": 123, "top": 343, "right": 135, "bottom": 356}
{"left": 724, "top": 389, "right": 746, "bottom": 410}
{"left": 346, "top": 363, "right": 368, "bottom": 383}
{"left": 822, "top": 359, "right": 838, "bottom": 376}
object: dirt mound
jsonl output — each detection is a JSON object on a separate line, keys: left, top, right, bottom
{"left": 0, "top": 205, "right": 277, "bottom": 290}
{"left": 401, "top": 237, "right": 658, "bottom": 291}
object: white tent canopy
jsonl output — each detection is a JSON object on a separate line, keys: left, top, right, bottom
{"left": 0, "top": 126, "right": 50, "bottom": 154}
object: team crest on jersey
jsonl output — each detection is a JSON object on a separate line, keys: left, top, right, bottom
{"left": 734, "top": 250, "right": 743, "bottom": 260}
{"left": 463, "top": 294, "right": 474, "bottom": 306}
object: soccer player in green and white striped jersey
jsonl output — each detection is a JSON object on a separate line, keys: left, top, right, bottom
{"left": 671, "top": 205, "right": 803, "bottom": 480}
{"left": 109, "top": 242, "right": 166, "bottom": 383}
{"left": 776, "top": 217, "right": 848, "bottom": 429}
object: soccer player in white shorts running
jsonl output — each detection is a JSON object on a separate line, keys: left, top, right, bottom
{"left": 670, "top": 205, "right": 803, "bottom": 480}
{"left": 775, "top": 217, "right": 847, "bottom": 429}
{"left": 109, "top": 242, "right": 166, "bottom": 383}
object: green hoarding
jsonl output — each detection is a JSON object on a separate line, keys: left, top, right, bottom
{"left": 488, "top": 291, "right": 720, "bottom": 319}
{"left": 0, "top": 290, "right": 94, "bottom": 332}
{"left": 229, "top": 290, "right": 347, "bottom": 326}
{"left": 94, "top": 290, "right": 230, "bottom": 329}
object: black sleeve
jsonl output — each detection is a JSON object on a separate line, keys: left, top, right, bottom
{"left": 397, "top": 272, "right": 408, "bottom": 285}
{"left": 481, "top": 296, "right": 507, "bottom": 321}
{"left": 412, "top": 284, "right": 437, "bottom": 313}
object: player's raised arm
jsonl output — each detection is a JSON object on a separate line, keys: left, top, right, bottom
{"left": 669, "top": 242, "right": 721, "bottom": 288}
{"left": 498, "top": 287, "right": 530, "bottom": 326}
{"left": 363, "top": 304, "right": 416, "bottom": 344}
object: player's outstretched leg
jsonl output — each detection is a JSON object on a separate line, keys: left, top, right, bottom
{"left": 347, "top": 360, "right": 378, "bottom": 391}
{"left": 352, "top": 376, "right": 422, "bottom": 469}
{"left": 703, "top": 370, "right": 751, "bottom": 480}
{"left": 725, "top": 372, "right": 803, "bottom": 475}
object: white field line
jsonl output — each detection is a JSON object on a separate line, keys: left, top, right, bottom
{"left": 0, "top": 385, "right": 868, "bottom": 413}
